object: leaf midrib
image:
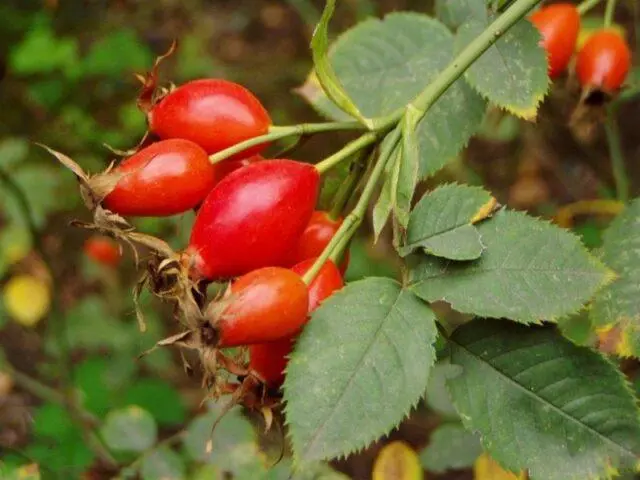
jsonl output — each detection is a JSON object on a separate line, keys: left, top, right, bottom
{"left": 299, "top": 288, "right": 406, "bottom": 459}
{"left": 450, "top": 338, "right": 638, "bottom": 459}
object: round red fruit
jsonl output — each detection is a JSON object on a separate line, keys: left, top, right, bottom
{"left": 249, "top": 259, "right": 343, "bottom": 388}
{"left": 185, "top": 159, "right": 319, "bottom": 280}
{"left": 530, "top": 4, "right": 580, "bottom": 78}
{"left": 148, "top": 79, "right": 271, "bottom": 157}
{"left": 216, "top": 154, "right": 264, "bottom": 180}
{"left": 576, "top": 30, "right": 631, "bottom": 92}
{"left": 103, "top": 139, "right": 218, "bottom": 217}
{"left": 211, "top": 267, "right": 309, "bottom": 348}
{"left": 290, "top": 211, "right": 350, "bottom": 274}
{"left": 84, "top": 236, "right": 121, "bottom": 267}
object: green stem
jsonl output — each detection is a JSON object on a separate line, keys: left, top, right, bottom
{"left": 577, "top": 0, "right": 602, "bottom": 15}
{"left": 605, "top": 105, "right": 629, "bottom": 203}
{"left": 314, "top": 132, "right": 378, "bottom": 174}
{"left": 207, "top": 121, "right": 364, "bottom": 164}
{"left": 328, "top": 149, "right": 369, "bottom": 219}
{"left": 303, "top": 128, "right": 401, "bottom": 284}
{"left": 378, "top": 0, "right": 543, "bottom": 129}
{"left": 604, "top": 0, "right": 617, "bottom": 26}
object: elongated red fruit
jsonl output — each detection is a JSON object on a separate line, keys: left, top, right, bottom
{"left": 289, "top": 210, "right": 350, "bottom": 274}
{"left": 249, "top": 259, "right": 343, "bottom": 388}
{"left": 576, "top": 30, "right": 631, "bottom": 92}
{"left": 212, "top": 267, "right": 309, "bottom": 347}
{"left": 530, "top": 4, "right": 580, "bottom": 78}
{"left": 186, "top": 159, "right": 319, "bottom": 280}
{"left": 84, "top": 236, "right": 121, "bottom": 267}
{"left": 103, "top": 139, "right": 218, "bottom": 217}
{"left": 148, "top": 79, "right": 271, "bottom": 157}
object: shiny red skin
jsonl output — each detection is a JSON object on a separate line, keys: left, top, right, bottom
{"left": 249, "top": 259, "right": 344, "bottom": 388}
{"left": 84, "top": 236, "right": 121, "bottom": 267}
{"left": 214, "top": 267, "right": 309, "bottom": 348}
{"left": 186, "top": 159, "right": 320, "bottom": 280}
{"left": 103, "top": 139, "right": 218, "bottom": 217}
{"left": 216, "top": 154, "right": 264, "bottom": 180}
{"left": 576, "top": 30, "right": 631, "bottom": 92}
{"left": 148, "top": 79, "right": 271, "bottom": 157}
{"left": 530, "top": 4, "right": 580, "bottom": 78}
{"left": 289, "top": 211, "right": 350, "bottom": 274}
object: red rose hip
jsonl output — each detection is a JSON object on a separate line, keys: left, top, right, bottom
{"left": 84, "top": 236, "right": 121, "bottom": 267}
{"left": 103, "top": 139, "right": 218, "bottom": 217}
{"left": 211, "top": 267, "right": 309, "bottom": 348}
{"left": 248, "top": 259, "right": 343, "bottom": 388}
{"left": 530, "top": 4, "right": 580, "bottom": 78}
{"left": 186, "top": 159, "right": 319, "bottom": 280}
{"left": 576, "top": 30, "right": 631, "bottom": 92}
{"left": 148, "top": 79, "right": 271, "bottom": 157}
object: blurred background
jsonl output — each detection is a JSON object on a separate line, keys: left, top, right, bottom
{"left": 0, "top": 0, "right": 639, "bottom": 479}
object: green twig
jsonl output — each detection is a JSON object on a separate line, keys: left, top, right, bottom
{"left": 577, "top": 0, "right": 602, "bottom": 15}
{"left": 207, "top": 121, "right": 364, "bottom": 164}
{"left": 329, "top": 149, "right": 369, "bottom": 220}
{"left": 604, "top": 0, "right": 617, "bottom": 26}
{"left": 303, "top": 127, "right": 401, "bottom": 284}
{"left": 403, "top": 0, "right": 543, "bottom": 123}
{"left": 604, "top": 105, "right": 629, "bottom": 203}
{"left": 314, "top": 132, "right": 378, "bottom": 174}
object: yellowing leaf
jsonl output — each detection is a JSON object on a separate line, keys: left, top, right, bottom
{"left": 3, "top": 275, "right": 51, "bottom": 327}
{"left": 474, "top": 453, "right": 524, "bottom": 480}
{"left": 373, "top": 441, "right": 423, "bottom": 480}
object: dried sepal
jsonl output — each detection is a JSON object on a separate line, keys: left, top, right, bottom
{"left": 136, "top": 40, "right": 178, "bottom": 113}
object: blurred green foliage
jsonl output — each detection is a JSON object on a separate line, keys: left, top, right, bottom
{"left": 0, "top": 2, "right": 395, "bottom": 477}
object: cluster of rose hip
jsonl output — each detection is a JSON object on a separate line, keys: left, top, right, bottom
{"left": 532, "top": 3, "right": 631, "bottom": 93}
{"left": 55, "top": 60, "right": 351, "bottom": 412}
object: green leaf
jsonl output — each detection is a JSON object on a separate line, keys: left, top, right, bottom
{"left": 29, "top": 404, "right": 94, "bottom": 475}
{"left": 299, "top": 13, "right": 485, "bottom": 178}
{"left": 409, "top": 209, "right": 611, "bottom": 323}
{"left": 447, "top": 319, "right": 640, "bottom": 480}
{"left": 394, "top": 117, "right": 421, "bottom": 228}
{"left": 284, "top": 278, "right": 437, "bottom": 461}
{"left": 310, "top": 0, "right": 368, "bottom": 124}
{"left": 456, "top": 15, "right": 548, "bottom": 119}
{"left": 122, "top": 378, "right": 187, "bottom": 427}
{"left": 435, "top": 0, "right": 487, "bottom": 29}
{"left": 420, "top": 423, "right": 482, "bottom": 473}
{"left": 101, "top": 406, "right": 158, "bottom": 452}
{"left": 183, "top": 402, "right": 259, "bottom": 473}
{"left": 81, "top": 30, "right": 152, "bottom": 76}
{"left": 425, "top": 362, "right": 462, "bottom": 419}
{"left": 372, "top": 135, "right": 402, "bottom": 241}
{"left": 591, "top": 199, "right": 640, "bottom": 358}
{"left": 0, "top": 138, "right": 29, "bottom": 168}
{"left": 140, "top": 447, "right": 186, "bottom": 480}
{"left": 399, "top": 183, "right": 496, "bottom": 260}
{"left": 9, "top": 20, "right": 79, "bottom": 76}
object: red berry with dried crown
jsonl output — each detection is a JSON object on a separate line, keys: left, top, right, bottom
{"left": 148, "top": 79, "right": 271, "bottom": 157}
{"left": 210, "top": 267, "right": 309, "bottom": 348}
{"left": 249, "top": 258, "right": 343, "bottom": 388}
{"left": 185, "top": 159, "right": 319, "bottom": 281}
{"left": 576, "top": 30, "right": 631, "bottom": 93}
{"left": 103, "top": 139, "right": 219, "bottom": 217}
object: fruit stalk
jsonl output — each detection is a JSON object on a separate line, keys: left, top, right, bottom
{"left": 303, "top": 127, "right": 402, "bottom": 285}
{"left": 314, "top": 132, "right": 378, "bottom": 174}
{"left": 329, "top": 149, "right": 368, "bottom": 220}
{"left": 577, "top": 0, "right": 602, "bottom": 15}
{"left": 207, "top": 121, "right": 365, "bottom": 164}
{"left": 605, "top": 104, "right": 629, "bottom": 203}
{"left": 603, "top": 0, "right": 617, "bottom": 26}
